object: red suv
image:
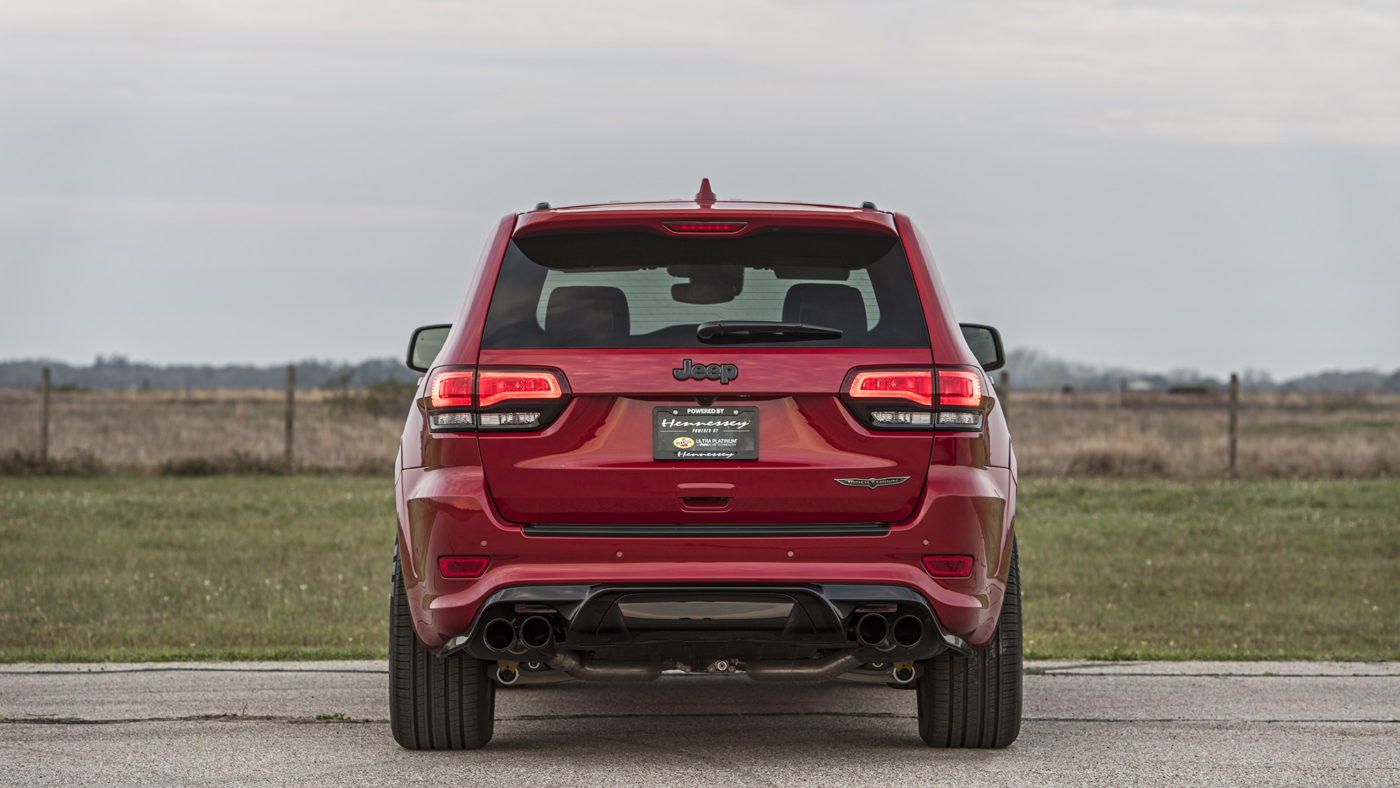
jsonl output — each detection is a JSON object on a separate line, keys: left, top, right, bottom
{"left": 391, "top": 181, "right": 1020, "bottom": 750}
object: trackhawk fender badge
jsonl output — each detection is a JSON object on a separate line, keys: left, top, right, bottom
{"left": 835, "top": 476, "right": 911, "bottom": 490}
{"left": 673, "top": 359, "right": 739, "bottom": 384}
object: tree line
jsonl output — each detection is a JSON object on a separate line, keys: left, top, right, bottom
{"left": 1, "top": 351, "right": 1397, "bottom": 393}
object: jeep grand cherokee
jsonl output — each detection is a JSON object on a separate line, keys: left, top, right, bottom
{"left": 391, "top": 180, "right": 1021, "bottom": 749}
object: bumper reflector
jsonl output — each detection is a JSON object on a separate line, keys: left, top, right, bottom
{"left": 922, "top": 555, "right": 973, "bottom": 578}
{"left": 439, "top": 556, "right": 491, "bottom": 578}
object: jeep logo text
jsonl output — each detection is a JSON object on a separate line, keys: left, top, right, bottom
{"left": 672, "top": 359, "right": 739, "bottom": 384}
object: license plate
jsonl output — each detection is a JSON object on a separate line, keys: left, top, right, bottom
{"left": 653, "top": 406, "right": 758, "bottom": 461}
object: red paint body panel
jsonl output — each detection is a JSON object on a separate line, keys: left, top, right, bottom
{"left": 514, "top": 201, "right": 898, "bottom": 240}
{"left": 429, "top": 213, "right": 518, "bottom": 386}
{"left": 397, "top": 460, "right": 1010, "bottom": 650}
{"left": 395, "top": 195, "right": 1018, "bottom": 658}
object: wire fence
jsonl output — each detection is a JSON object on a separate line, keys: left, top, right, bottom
{"left": 3, "top": 367, "right": 1399, "bottom": 478}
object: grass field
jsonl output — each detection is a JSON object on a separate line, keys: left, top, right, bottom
{"left": 0, "top": 476, "right": 389, "bottom": 661}
{"left": 1018, "top": 478, "right": 1399, "bottom": 659}
{"left": 1, "top": 476, "right": 1395, "bottom": 662}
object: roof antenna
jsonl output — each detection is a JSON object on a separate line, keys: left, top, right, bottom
{"left": 694, "top": 178, "right": 717, "bottom": 205}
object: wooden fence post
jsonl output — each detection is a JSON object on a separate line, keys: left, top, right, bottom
{"left": 1228, "top": 372, "right": 1239, "bottom": 478}
{"left": 40, "top": 366, "right": 51, "bottom": 464}
{"left": 284, "top": 365, "right": 296, "bottom": 471}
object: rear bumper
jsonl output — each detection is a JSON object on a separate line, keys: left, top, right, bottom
{"left": 396, "top": 463, "right": 1014, "bottom": 652}
{"left": 439, "top": 582, "right": 968, "bottom": 665}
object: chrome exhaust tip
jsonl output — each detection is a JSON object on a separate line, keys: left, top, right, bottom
{"left": 495, "top": 663, "right": 520, "bottom": 685}
{"left": 891, "top": 663, "right": 916, "bottom": 684}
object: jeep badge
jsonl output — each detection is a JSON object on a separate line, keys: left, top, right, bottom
{"left": 672, "top": 359, "right": 739, "bottom": 384}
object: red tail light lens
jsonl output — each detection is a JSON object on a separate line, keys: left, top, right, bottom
{"left": 477, "top": 370, "right": 564, "bottom": 409}
{"left": 664, "top": 221, "right": 747, "bottom": 233}
{"left": 847, "top": 370, "right": 934, "bottom": 408}
{"left": 429, "top": 369, "right": 475, "bottom": 409}
{"left": 937, "top": 369, "right": 983, "bottom": 409}
{"left": 425, "top": 367, "right": 569, "bottom": 433}
{"left": 843, "top": 366, "right": 986, "bottom": 432}
{"left": 922, "top": 555, "right": 973, "bottom": 578}
{"left": 439, "top": 556, "right": 490, "bottom": 578}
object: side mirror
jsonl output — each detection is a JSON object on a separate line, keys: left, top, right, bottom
{"left": 960, "top": 323, "right": 1005, "bottom": 372}
{"left": 406, "top": 324, "right": 451, "bottom": 372}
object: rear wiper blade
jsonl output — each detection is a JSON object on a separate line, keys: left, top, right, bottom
{"left": 696, "top": 321, "right": 843, "bottom": 344}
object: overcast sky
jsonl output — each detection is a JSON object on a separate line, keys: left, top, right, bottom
{"left": 2, "top": 1, "right": 1397, "bottom": 379}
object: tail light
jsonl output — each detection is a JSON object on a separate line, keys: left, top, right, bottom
{"left": 425, "top": 367, "right": 569, "bottom": 432}
{"left": 842, "top": 366, "right": 987, "bottom": 431}
{"left": 477, "top": 370, "right": 563, "bottom": 408}
{"left": 848, "top": 370, "right": 933, "bottom": 408}
{"left": 933, "top": 368, "right": 984, "bottom": 428}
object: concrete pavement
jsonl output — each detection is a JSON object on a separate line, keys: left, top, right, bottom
{"left": 1, "top": 660, "right": 1396, "bottom": 786}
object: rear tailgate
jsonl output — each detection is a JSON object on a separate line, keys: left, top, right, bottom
{"left": 471, "top": 227, "right": 934, "bottom": 529}
{"left": 477, "top": 348, "right": 933, "bottom": 525}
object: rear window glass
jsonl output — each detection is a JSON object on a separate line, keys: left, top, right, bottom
{"left": 481, "top": 231, "right": 930, "bottom": 349}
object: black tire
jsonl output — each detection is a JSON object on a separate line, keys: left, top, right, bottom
{"left": 916, "top": 541, "right": 1022, "bottom": 748}
{"left": 389, "top": 549, "right": 495, "bottom": 749}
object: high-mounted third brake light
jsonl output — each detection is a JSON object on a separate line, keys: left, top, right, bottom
{"left": 663, "top": 221, "right": 747, "bottom": 234}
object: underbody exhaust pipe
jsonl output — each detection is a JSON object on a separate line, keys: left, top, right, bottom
{"left": 855, "top": 613, "right": 890, "bottom": 649}
{"left": 891, "top": 663, "right": 917, "bottom": 684}
{"left": 482, "top": 618, "right": 516, "bottom": 653}
{"left": 891, "top": 615, "right": 924, "bottom": 649}
{"left": 506, "top": 669, "right": 575, "bottom": 686}
{"left": 519, "top": 616, "right": 554, "bottom": 650}
{"left": 545, "top": 650, "right": 662, "bottom": 682}
{"left": 745, "top": 653, "right": 864, "bottom": 682}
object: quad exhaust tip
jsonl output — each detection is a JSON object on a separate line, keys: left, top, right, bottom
{"left": 856, "top": 612, "right": 924, "bottom": 651}
{"left": 892, "top": 615, "right": 924, "bottom": 649}
{"left": 855, "top": 613, "right": 890, "bottom": 649}
{"left": 483, "top": 618, "right": 516, "bottom": 653}
{"left": 519, "top": 616, "right": 554, "bottom": 650}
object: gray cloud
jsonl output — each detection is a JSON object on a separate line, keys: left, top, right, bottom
{"left": 1, "top": 0, "right": 1397, "bottom": 377}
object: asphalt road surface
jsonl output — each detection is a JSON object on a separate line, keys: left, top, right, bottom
{"left": 1, "top": 660, "right": 1396, "bottom": 787}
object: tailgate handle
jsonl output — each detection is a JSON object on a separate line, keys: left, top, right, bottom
{"left": 677, "top": 482, "right": 734, "bottom": 510}
{"left": 676, "top": 483, "right": 735, "bottom": 496}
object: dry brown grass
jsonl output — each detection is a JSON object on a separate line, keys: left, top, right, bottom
{"left": 1, "top": 387, "right": 1397, "bottom": 478}
{"left": 1007, "top": 390, "right": 1400, "bottom": 478}
{"left": 0, "top": 388, "right": 403, "bottom": 474}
